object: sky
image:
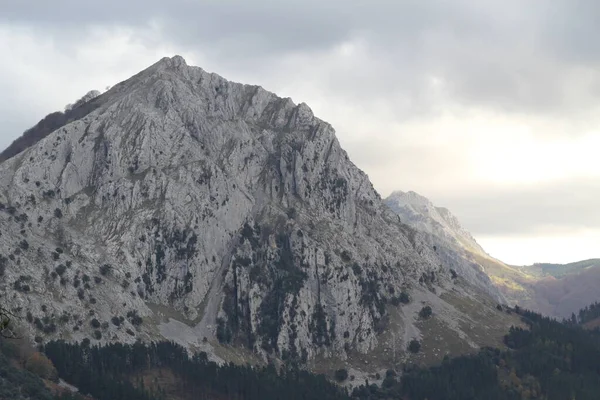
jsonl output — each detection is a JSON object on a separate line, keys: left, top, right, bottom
{"left": 1, "top": 0, "right": 599, "bottom": 265}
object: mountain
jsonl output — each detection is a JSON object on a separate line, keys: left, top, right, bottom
{"left": 385, "top": 191, "right": 507, "bottom": 302}
{"left": 517, "top": 260, "right": 600, "bottom": 318}
{"left": 519, "top": 259, "right": 600, "bottom": 279}
{"left": 385, "top": 191, "right": 485, "bottom": 255}
{"left": 0, "top": 56, "right": 518, "bottom": 374}
{"left": 385, "top": 191, "right": 600, "bottom": 319}
{"left": 0, "top": 91, "right": 104, "bottom": 163}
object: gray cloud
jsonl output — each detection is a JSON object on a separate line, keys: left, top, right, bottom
{"left": 431, "top": 178, "right": 600, "bottom": 236}
{"left": 4, "top": 0, "right": 600, "bottom": 119}
{"left": 4, "top": 0, "right": 600, "bottom": 147}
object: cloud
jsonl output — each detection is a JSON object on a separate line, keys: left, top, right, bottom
{"left": 4, "top": 0, "right": 600, "bottom": 121}
{"left": 1, "top": 1, "right": 599, "bottom": 264}
{"left": 431, "top": 177, "right": 600, "bottom": 236}
{"left": 478, "top": 229, "right": 600, "bottom": 265}
{"left": 0, "top": 24, "right": 186, "bottom": 149}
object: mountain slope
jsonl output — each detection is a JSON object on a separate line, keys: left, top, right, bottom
{"left": 0, "top": 91, "right": 104, "bottom": 163}
{"left": 385, "top": 190, "right": 600, "bottom": 319}
{"left": 385, "top": 191, "right": 508, "bottom": 302}
{"left": 0, "top": 56, "right": 516, "bottom": 370}
{"left": 519, "top": 259, "right": 600, "bottom": 278}
{"left": 520, "top": 261, "right": 600, "bottom": 318}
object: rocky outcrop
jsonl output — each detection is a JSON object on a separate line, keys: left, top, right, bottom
{"left": 0, "top": 56, "right": 507, "bottom": 365}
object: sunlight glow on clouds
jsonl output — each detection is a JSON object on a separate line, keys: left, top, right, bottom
{"left": 1, "top": 1, "right": 599, "bottom": 265}
{"left": 479, "top": 228, "right": 600, "bottom": 265}
{"left": 471, "top": 127, "right": 600, "bottom": 185}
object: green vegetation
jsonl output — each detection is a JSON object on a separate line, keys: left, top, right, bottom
{"left": 575, "top": 301, "right": 600, "bottom": 324}
{"left": 99, "top": 264, "right": 111, "bottom": 276}
{"left": 13, "top": 275, "right": 32, "bottom": 293}
{"left": 256, "top": 233, "right": 307, "bottom": 353}
{"left": 44, "top": 340, "right": 349, "bottom": 400}
{"left": 334, "top": 368, "right": 349, "bottom": 382}
{"left": 0, "top": 338, "right": 84, "bottom": 400}
{"left": 55, "top": 264, "right": 66, "bottom": 276}
{"left": 310, "top": 304, "right": 332, "bottom": 347}
{"left": 408, "top": 339, "right": 421, "bottom": 353}
{"left": 352, "top": 305, "right": 600, "bottom": 400}
{"left": 418, "top": 305, "right": 433, "bottom": 319}
{"left": 529, "top": 259, "right": 600, "bottom": 278}
{"left": 126, "top": 310, "right": 143, "bottom": 326}
{"left": 1, "top": 300, "right": 600, "bottom": 400}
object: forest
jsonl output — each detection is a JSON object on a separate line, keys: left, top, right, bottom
{"left": 574, "top": 301, "right": 600, "bottom": 324}
{"left": 42, "top": 340, "right": 349, "bottom": 400}
{"left": 351, "top": 306, "right": 600, "bottom": 400}
{"left": 0, "top": 302, "right": 599, "bottom": 399}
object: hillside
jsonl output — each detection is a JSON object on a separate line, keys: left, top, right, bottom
{"left": 385, "top": 191, "right": 523, "bottom": 303}
{"left": 519, "top": 259, "right": 600, "bottom": 278}
{"left": 2, "top": 301, "right": 597, "bottom": 400}
{"left": 385, "top": 190, "right": 600, "bottom": 319}
{"left": 352, "top": 305, "right": 600, "bottom": 400}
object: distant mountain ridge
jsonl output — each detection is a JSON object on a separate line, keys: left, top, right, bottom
{"left": 519, "top": 259, "right": 600, "bottom": 278}
{"left": 385, "top": 190, "right": 600, "bottom": 319}
{"left": 386, "top": 190, "right": 487, "bottom": 256}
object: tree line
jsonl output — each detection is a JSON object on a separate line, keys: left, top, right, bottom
{"left": 351, "top": 305, "right": 600, "bottom": 400}
{"left": 43, "top": 340, "right": 349, "bottom": 400}
{"left": 2, "top": 300, "right": 600, "bottom": 399}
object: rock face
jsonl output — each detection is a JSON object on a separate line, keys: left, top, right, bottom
{"left": 385, "top": 191, "right": 505, "bottom": 303}
{"left": 0, "top": 91, "right": 103, "bottom": 163}
{"left": 0, "top": 56, "right": 508, "bottom": 365}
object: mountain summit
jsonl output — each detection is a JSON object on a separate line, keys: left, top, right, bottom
{"left": 0, "top": 56, "right": 516, "bottom": 370}
{"left": 386, "top": 191, "right": 487, "bottom": 255}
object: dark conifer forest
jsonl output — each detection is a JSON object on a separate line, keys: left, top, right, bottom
{"left": 351, "top": 306, "right": 600, "bottom": 400}
{"left": 576, "top": 301, "right": 600, "bottom": 324}
{"left": 43, "top": 340, "right": 348, "bottom": 400}
{"left": 1, "top": 303, "right": 599, "bottom": 399}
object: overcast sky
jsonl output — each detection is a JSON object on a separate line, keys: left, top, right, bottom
{"left": 1, "top": 0, "right": 599, "bottom": 265}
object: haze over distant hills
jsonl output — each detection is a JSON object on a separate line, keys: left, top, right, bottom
{"left": 385, "top": 190, "right": 600, "bottom": 319}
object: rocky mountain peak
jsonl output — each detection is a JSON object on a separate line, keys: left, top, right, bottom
{"left": 160, "top": 54, "right": 187, "bottom": 67}
{"left": 0, "top": 56, "right": 513, "bottom": 370}
{"left": 386, "top": 190, "right": 485, "bottom": 255}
